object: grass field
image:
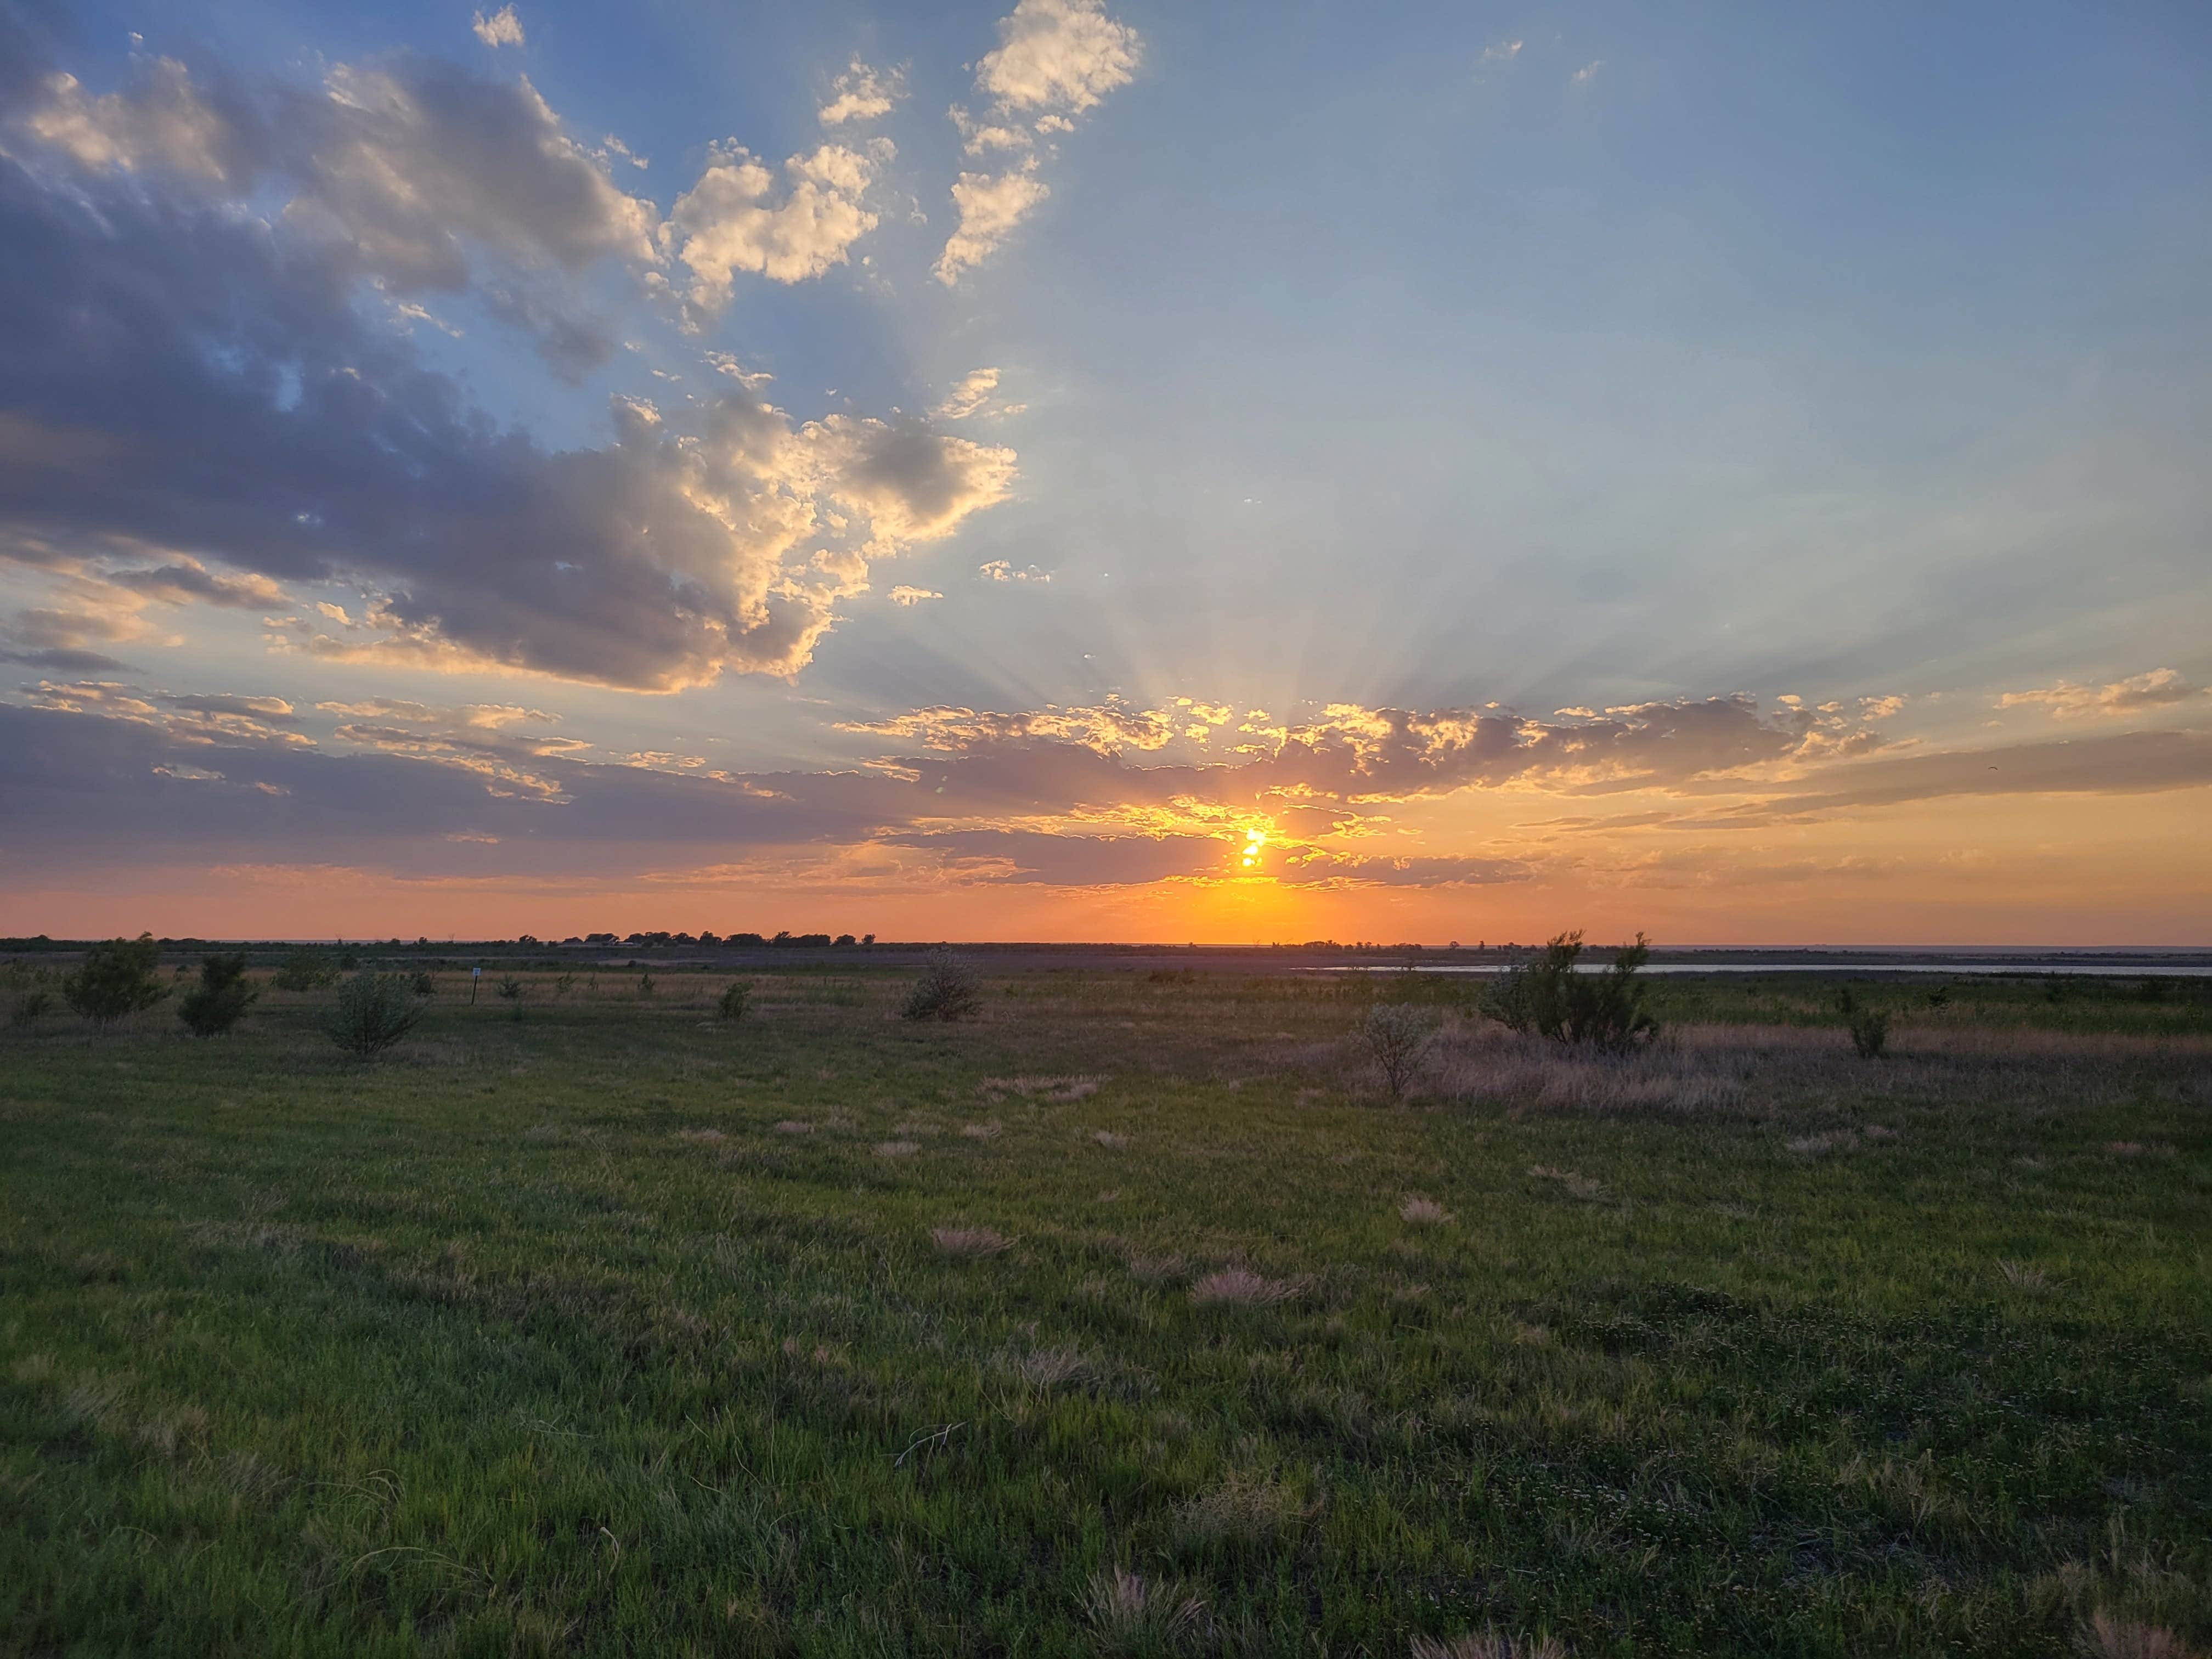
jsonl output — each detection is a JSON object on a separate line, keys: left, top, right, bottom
{"left": 3, "top": 964, "right": 2209, "bottom": 1656}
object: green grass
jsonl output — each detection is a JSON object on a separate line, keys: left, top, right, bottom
{"left": 3, "top": 968, "right": 2209, "bottom": 1656}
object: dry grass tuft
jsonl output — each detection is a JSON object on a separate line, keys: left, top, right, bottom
{"left": 1171, "top": 1469, "right": 1313, "bottom": 1553}
{"left": 1528, "top": 1166, "right": 1610, "bottom": 1203}
{"left": 931, "top": 1225, "right": 1011, "bottom": 1259}
{"left": 1999, "top": 1259, "right": 2051, "bottom": 1291}
{"left": 1409, "top": 1632, "right": 1571, "bottom": 1659}
{"left": 1190, "top": 1267, "right": 1301, "bottom": 1307}
{"left": 959, "top": 1122, "right": 1001, "bottom": 1139}
{"left": 1003, "top": 1345, "right": 1093, "bottom": 1390}
{"left": 2084, "top": 1613, "right": 2204, "bottom": 1659}
{"left": 1092, "top": 1128, "right": 1128, "bottom": 1149}
{"left": 1126, "top": 1252, "right": 1189, "bottom": 1286}
{"left": 874, "top": 1139, "right": 921, "bottom": 1158}
{"left": 771, "top": 1119, "right": 813, "bottom": 1135}
{"left": 1400, "top": 1196, "right": 1453, "bottom": 1226}
{"left": 675, "top": 1127, "right": 725, "bottom": 1144}
{"left": 1083, "top": 1568, "right": 1206, "bottom": 1652}
{"left": 980, "top": 1075, "right": 1102, "bottom": 1102}
{"left": 1786, "top": 1131, "right": 1857, "bottom": 1156}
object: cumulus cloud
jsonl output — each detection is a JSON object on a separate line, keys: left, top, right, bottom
{"left": 935, "top": 162, "right": 1049, "bottom": 283}
{"left": 974, "top": 0, "right": 1142, "bottom": 114}
{"left": 664, "top": 139, "right": 889, "bottom": 307}
{"left": 107, "top": 558, "right": 289, "bottom": 609}
{"left": 934, "top": 0, "right": 1137, "bottom": 281}
{"left": 887, "top": 586, "right": 941, "bottom": 606}
{"left": 818, "top": 59, "right": 904, "bottom": 126}
{"left": 18, "top": 58, "right": 261, "bottom": 184}
{"left": 0, "top": 145, "right": 1014, "bottom": 688}
{"left": 472, "top": 6, "right": 525, "bottom": 48}
{"left": 10, "top": 51, "right": 652, "bottom": 374}
{"left": 841, "top": 699, "right": 1177, "bottom": 756}
{"left": 1996, "top": 668, "right": 2201, "bottom": 720}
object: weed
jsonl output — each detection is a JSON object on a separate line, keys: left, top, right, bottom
{"left": 903, "top": 948, "right": 983, "bottom": 1021}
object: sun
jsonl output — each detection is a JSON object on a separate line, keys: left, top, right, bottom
{"left": 1238, "top": 825, "right": 1267, "bottom": 870}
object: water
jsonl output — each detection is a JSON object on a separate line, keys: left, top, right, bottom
{"left": 1320, "top": 962, "right": 2212, "bottom": 978}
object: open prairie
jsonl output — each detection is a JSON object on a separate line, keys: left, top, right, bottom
{"left": 3, "top": 964, "right": 2209, "bottom": 1657}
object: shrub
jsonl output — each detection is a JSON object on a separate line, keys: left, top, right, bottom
{"left": 1479, "top": 931, "right": 1657, "bottom": 1052}
{"left": 1362, "top": 1002, "right": 1438, "bottom": 1099}
{"left": 637, "top": 972, "right": 656, "bottom": 997}
{"left": 323, "top": 971, "right": 425, "bottom": 1056}
{"left": 5, "top": 967, "right": 55, "bottom": 1026}
{"left": 177, "top": 953, "right": 257, "bottom": 1037}
{"left": 1838, "top": 988, "right": 1889, "bottom": 1059}
{"left": 272, "top": 950, "right": 339, "bottom": 992}
{"left": 63, "top": 934, "right": 170, "bottom": 1026}
{"left": 717, "top": 980, "right": 751, "bottom": 1022}
{"left": 409, "top": 970, "right": 436, "bottom": 997}
{"left": 902, "top": 949, "right": 981, "bottom": 1022}
{"left": 495, "top": 975, "right": 523, "bottom": 1001}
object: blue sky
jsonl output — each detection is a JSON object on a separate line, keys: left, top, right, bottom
{"left": 3, "top": 0, "right": 2210, "bottom": 940}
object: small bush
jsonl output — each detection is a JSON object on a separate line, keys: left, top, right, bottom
{"left": 272, "top": 950, "right": 340, "bottom": 992}
{"left": 637, "top": 972, "right": 656, "bottom": 998}
{"left": 177, "top": 953, "right": 257, "bottom": 1037}
{"left": 323, "top": 972, "right": 425, "bottom": 1056}
{"left": 902, "top": 949, "right": 981, "bottom": 1022}
{"left": 7, "top": 968, "right": 54, "bottom": 1027}
{"left": 1479, "top": 932, "right": 1657, "bottom": 1052}
{"left": 409, "top": 970, "right": 436, "bottom": 997}
{"left": 717, "top": 980, "right": 751, "bottom": 1022}
{"left": 495, "top": 975, "right": 523, "bottom": 1001}
{"left": 1838, "top": 988, "right": 1890, "bottom": 1059}
{"left": 63, "top": 934, "right": 170, "bottom": 1026}
{"left": 1362, "top": 1002, "right": 1438, "bottom": 1099}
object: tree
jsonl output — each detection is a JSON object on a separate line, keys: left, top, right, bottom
{"left": 178, "top": 952, "right": 257, "bottom": 1037}
{"left": 273, "top": 950, "right": 340, "bottom": 992}
{"left": 1480, "top": 931, "right": 1658, "bottom": 1052}
{"left": 324, "top": 971, "right": 425, "bottom": 1056}
{"left": 63, "top": 934, "right": 170, "bottom": 1026}
{"left": 1362, "top": 1002, "right": 1438, "bottom": 1100}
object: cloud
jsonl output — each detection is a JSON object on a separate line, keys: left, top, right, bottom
{"left": 933, "top": 368, "right": 1001, "bottom": 420}
{"left": 818, "top": 59, "right": 904, "bottom": 126}
{"left": 978, "top": 560, "right": 1050, "bottom": 582}
{"left": 1996, "top": 668, "right": 2201, "bottom": 720}
{"left": 107, "top": 558, "right": 289, "bottom": 609}
{"left": 664, "top": 140, "right": 888, "bottom": 306}
{"left": 1479, "top": 40, "right": 1523, "bottom": 67}
{"left": 934, "top": 162, "right": 1049, "bottom": 283}
{"left": 974, "top": 0, "right": 1142, "bottom": 115}
{"left": 19, "top": 58, "right": 261, "bottom": 184}
{"left": 0, "top": 147, "right": 1013, "bottom": 688}
{"left": 1572, "top": 61, "right": 1603, "bottom": 83}
{"left": 10, "top": 51, "right": 653, "bottom": 372}
{"left": 887, "top": 586, "right": 941, "bottom": 606}
{"left": 472, "top": 6, "right": 525, "bottom": 48}
{"left": 934, "top": 0, "right": 1137, "bottom": 281}
{"left": 841, "top": 699, "right": 1176, "bottom": 756}
{"left": 1735, "top": 727, "right": 2212, "bottom": 819}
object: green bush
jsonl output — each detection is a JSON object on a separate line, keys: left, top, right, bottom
{"left": 1838, "top": 988, "right": 1889, "bottom": 1058}
{"left": 323, "top": 972, "right": 425, "bottom": 1057}
{"left": 1361, "top": 1002, "right": 1437, "bottom": 1099}
{"left": 495, "top": 975, "right": 524, "bottom": 1001}
{"left": 717, "top": 980, "right": 751, "bottom": 1022}
{"left": 902, "top": 949, "right": 981, "bottom": 1022}
{"left": 409, "top": 970, "right": 436, "bottom": 997}
{"left": 273, "top": 950, "right": 340, "bottom": 992}
{"left": 177, "top": 953, "right": 257, "bottom": 1037}
{"left": 62, "top": 934, "right": 170, "bottom": 1026}
{"left": 1479, "top": 931, "right": 1657, "bottom": 1052}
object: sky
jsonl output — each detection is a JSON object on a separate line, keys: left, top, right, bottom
{"left": 2, "top": 0, "right": 2209, "bottom": 945}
